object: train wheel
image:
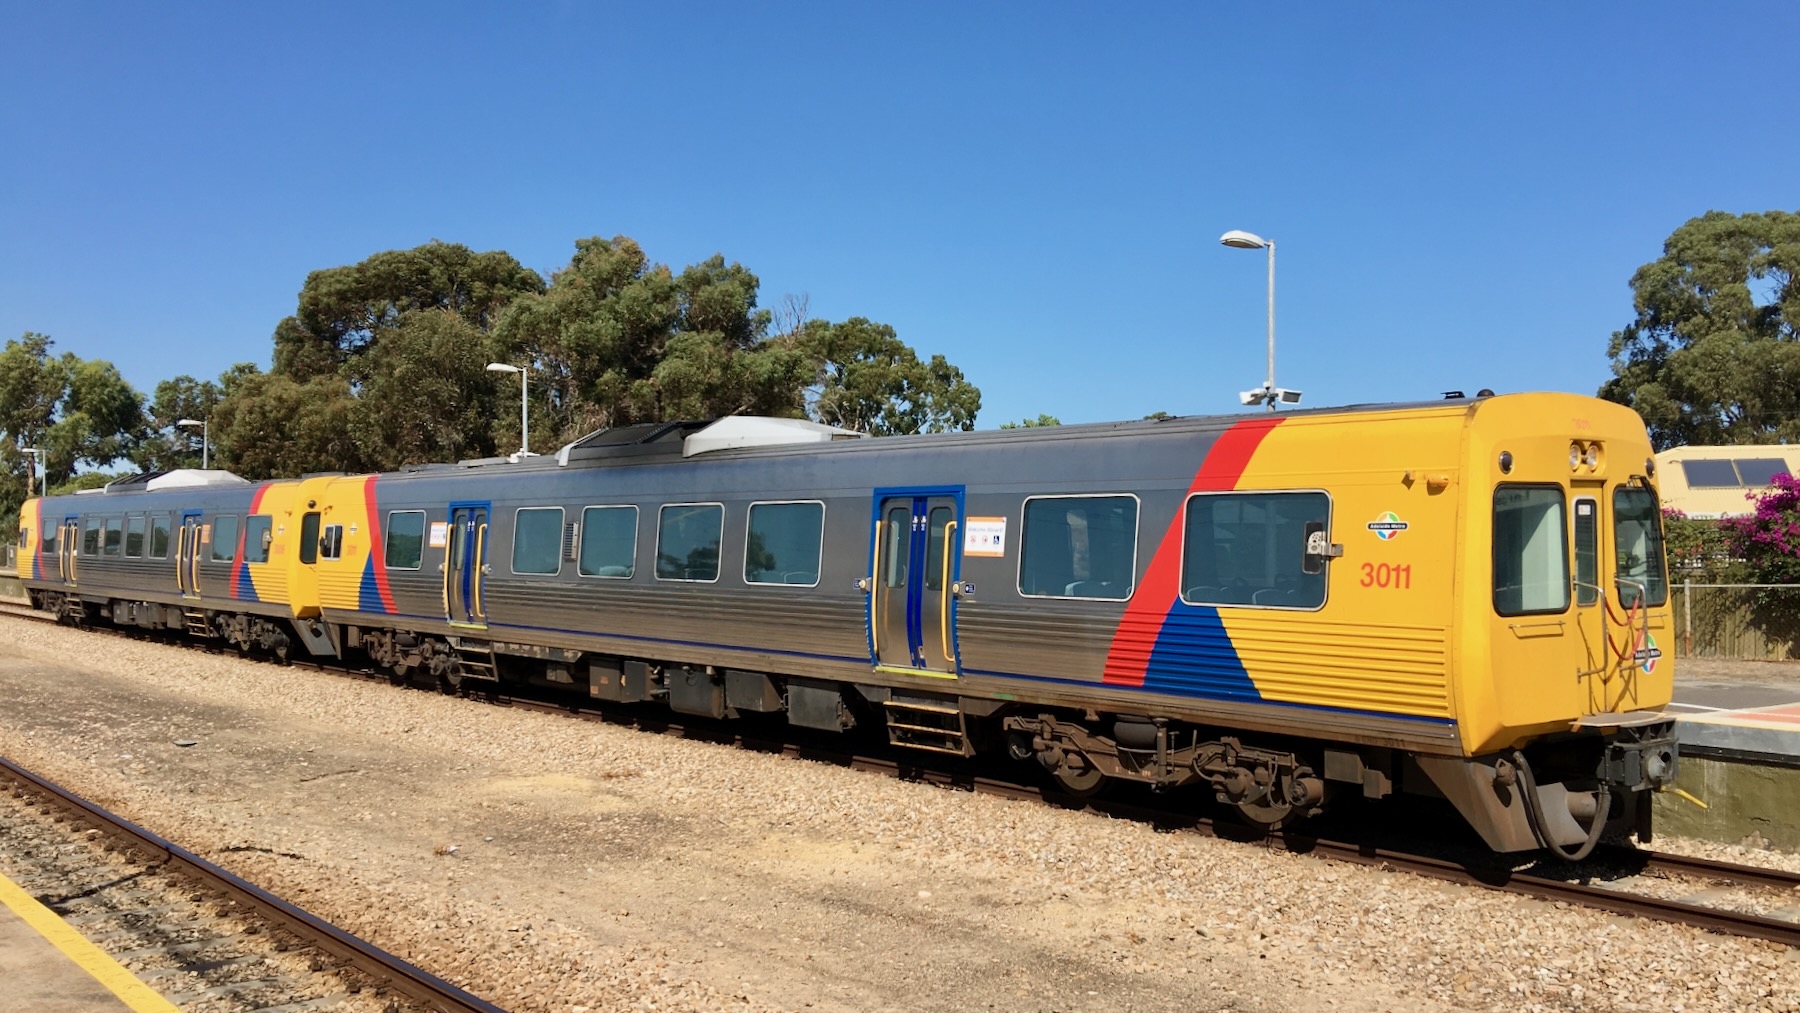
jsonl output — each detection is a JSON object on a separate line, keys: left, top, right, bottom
{"left": 1048, "top": 758, "right": 1107, "bottom": 800}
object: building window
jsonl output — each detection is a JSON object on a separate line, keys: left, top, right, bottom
{"left": 656, "top": 503, "right": 723, "bottom": 581}
{"left": 1493, "top": 485, "right": 1568, "bottom": 616}
{"left": 1181, "top": 492, "right": 1330, "bottom": 609}
{"left": 579, "top": 506, "right": 637, "bottom": 578}
{"left": 211, "top": 515, "right": 239, "bottom": 563}
{"left": 511, "top": 507, "right": 563, "bottom": 575}
{"left": 745, "top": 502, "right": 824, "bottom": 586}
{"left": 1018, "top": 495, "right": 1138, "bottom": 600}
{"left": 385, "top": 511, "right": 426, "bottom": 570}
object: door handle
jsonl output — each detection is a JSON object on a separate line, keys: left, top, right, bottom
{"left": 940, "top": 520, "right": 958, "bottom": 664}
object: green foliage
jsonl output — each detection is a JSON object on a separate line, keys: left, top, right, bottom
{"left": 792, "top": 317, "right": 982, "bottom": 436}
{"left": 0, "top": 333, "right": 147, "bottom": 536}
{"left": 273, "top": 240, "right": 545, "bottom": 383}
{"left": 210, "top": 372, "right": 366, "bottom": 481}
{"left": 1660, "top": 509, "right": 1737, "bottom": 581}
{"left": 1600, "top": 210, "right": 1800, "bottom": 449}
{"left": 1000, "top": 414, "right": 1061, "bottom": 429}
{"left": 48, "top": 471, "right": 125, "bottom": 495}
{"left": 1721, "top": 474, "right": 1800, "bottom": 648}
{"left": 348, "top": 309, "right": 504, "bottom": 470}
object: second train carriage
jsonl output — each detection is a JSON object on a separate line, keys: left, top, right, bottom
{"left": 15, "top": 392, "right": 1681, "bottom": 857}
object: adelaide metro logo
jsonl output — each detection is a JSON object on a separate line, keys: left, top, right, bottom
{"left": 1635, "top": 633, "right": 1663, "bottom": 674}
{"left": 1367, "top": 512, "right": 1408, "bottom": 540}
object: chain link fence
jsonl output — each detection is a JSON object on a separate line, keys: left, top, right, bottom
{"left": 1671, "top": 582, "right": 1800, "bottom": 660}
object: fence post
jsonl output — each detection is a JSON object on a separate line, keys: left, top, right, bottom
{"left": 1683, "top": 578, "right": 1692, "bottom": 657}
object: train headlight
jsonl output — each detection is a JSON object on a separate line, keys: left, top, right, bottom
{"left": 1569, "top": 443, "right": 1582, "bottom": 470}
{"left": 1584, "top": 443, "right": 1601, "bottom": 469}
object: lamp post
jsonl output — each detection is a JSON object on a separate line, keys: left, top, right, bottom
{"left": 486, "top": 362, "right": 529, "bottom": 457}
{"left": 1220, "top": 229, "right": 1297, "bottom": 411}
{"left": 175, "top": 418, "right": 208, "bottom": 469}
{"left": 18, "top": 446, "right": 45, "bottom": 497}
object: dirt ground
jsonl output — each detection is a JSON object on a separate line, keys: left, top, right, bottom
{"left": 2, "top": 616, "right": 1797, "bottom": 1013}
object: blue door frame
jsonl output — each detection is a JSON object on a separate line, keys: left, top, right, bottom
{"left": 446, "top": 500, "right": 490, "bottom": 627}
{"left": 868, "top": 486, "right": 964, "bottom": 678}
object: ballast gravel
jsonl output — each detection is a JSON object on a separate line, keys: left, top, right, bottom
{"left": 0, "top": 614, "right": 1797, "bottom": 1013}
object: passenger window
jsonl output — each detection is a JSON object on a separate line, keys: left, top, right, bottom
{"left": 243, "top": 515, "right": 273, "bottom": 564}
{"left": 745, "top": 502, "right": 823, "bottom": 586}
{"left": 1181, "top": 492, "right": 1329, "bottom": 609}
{"left": 17, "top": 526, "right": 28, "bottom": 549}
{"left": 103, "top": 517, "right": 123, "bottom": 556}
{"left": 1573, "top": 499, "right": 1598, "bottom": 606}
{"left": 299, "top": 512, "right": 320, "bottom": 565}
{"left": 579, "top": 506, "right": 637, "bottom": 578}
{"left": 211, "top": 515, "right": 239, "bottom": 562}
{"left": 512, "top": 507, "right": 563, "bottom": 575}
{"left": 1493, "top": 485, "right": 1569, "bottom": 615}
{"left": 125, "top": 515, "right": 145, "bottom": 557}
{"left": 883, "top": 506, "right": 910, "bottom": 587}
{"left": 1018, "top": 495, "right": 1139, "bottom": 600}
{"left": 656, "top": 503, "right": 723, "bottom": 581}
{"left": 41, "top": 523, "right": 56, "bottom": 554}
{"left": 385, "top": 510, "right": 426, "bottom": 570}
{"left": 149, "top": 514, "right": 171, "bottom": 559}
{"left": 81, "top": 519, "right": 98, "bottom": 555}
{"left": 319, "top": 524, "right": 344, "bottom": 560}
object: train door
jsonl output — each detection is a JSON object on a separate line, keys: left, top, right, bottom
{"left": 868, "top": 491, "right": 962, "bottom": 677}
{"left": 57, "top": 516, "right": 79, "bottom": 587}
{"left": 443, "top": 502, "right": 489, "bottom": 628}
{"left": 175, "top": 512, "right": 203, "bottom": 598}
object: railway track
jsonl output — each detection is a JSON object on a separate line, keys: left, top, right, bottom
{"left": 0, "top": 754, "right": 507, "bottom": 1013}
{"left": 5, "top": 601, "right": 1800, "bottom": 953}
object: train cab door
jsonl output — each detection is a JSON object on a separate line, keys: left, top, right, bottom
{"left": 867, "top": 491, "right": 962, "bottom": 678}
{"left": 443, "top": 502, "right": 490, "bottom": 628}
{"left": 57, "top": 516, "right": 80, "bottom": 588}
{"left": 175, "top": 512, "right": 204, "bottom": 599}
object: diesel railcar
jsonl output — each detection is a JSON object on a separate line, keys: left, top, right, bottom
{"left": 15, "top": 392, "right": 1680, "bottom": 858}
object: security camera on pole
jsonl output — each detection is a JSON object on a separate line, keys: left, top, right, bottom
{"left": 1220, "top": 229, "right": 1301, "bottom": 410}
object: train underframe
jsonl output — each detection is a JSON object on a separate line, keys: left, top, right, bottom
{"left": 33, "top": 588, "right": 1680, "bottom": 858}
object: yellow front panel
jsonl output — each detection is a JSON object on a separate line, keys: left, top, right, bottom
{"left": 18, "top": 498, "right": 40, "bottom": 580}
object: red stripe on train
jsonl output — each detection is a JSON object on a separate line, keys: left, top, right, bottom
{"left": 1100, "top": 416, "right": 1285, "bottom": 687}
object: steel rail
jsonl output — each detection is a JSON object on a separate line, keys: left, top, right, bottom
{"left": 0, "top": 755, "right": 508, "bottom": 1013}
{"left": 6, "top": 604, "right": 1800, "bottom": 948}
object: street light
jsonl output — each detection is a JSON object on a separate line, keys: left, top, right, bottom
{"left": 17, "top": 446, "right": 45, "bottom": 497}
{"left": 486, "top": 362, "right": 529, "bottom": 457}
{"left": 175, "top": 418, "right": 209, "bottom": 469}
{"left": 1219, "top": 229, "right": 1299, "bottom": 411}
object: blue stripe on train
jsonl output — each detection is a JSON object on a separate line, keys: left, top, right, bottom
{"left": 358, "top": 557, "right": 387, "bottom": 613}
{"left": 1139, "top": 603, "right": 1262, "bottom": 701}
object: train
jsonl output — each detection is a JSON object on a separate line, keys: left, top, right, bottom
{"left": 14, "top": 391, "right": 1680, "bottom": 859}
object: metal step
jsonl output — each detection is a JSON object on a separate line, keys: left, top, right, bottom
{"left": 449, "top": 639, "right": 502, "bottom": 683}
{"left": 183, "top": 608, "right": 211, "bottom": 637}
{"left": 884, "top": 694, "right": 972, "bottom": 756}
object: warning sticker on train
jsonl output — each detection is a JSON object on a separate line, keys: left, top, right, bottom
{"left": 1367, "top": 512, "right": 1409, "bottom": 540}
{"left": 963, "top": 517, "right": 1007, "bottom": 557}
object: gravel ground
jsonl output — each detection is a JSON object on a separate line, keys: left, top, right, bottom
{"left": 1, "top": 615, "right": 1798, "bottom": 1013}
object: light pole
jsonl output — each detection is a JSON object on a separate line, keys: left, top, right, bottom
{"left": 176, "top": 418, "right": 209, "bottom": 469}
{"left": 18, "top": 446, "right": 45, "bottom": 497}
{"left": 1219, "top": 229, "right": 1299, "bottom": 411}
{"left": 486, "top": 362, "right": 529, "bottom": 457}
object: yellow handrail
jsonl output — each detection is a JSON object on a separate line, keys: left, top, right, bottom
{"left": 191, "top": 526, "right": 202, "bottom": 594}
{"left": 175, "top": 528, "right": 185, "bottom": 592}
{"left": 473, "top": 522, "right": 488, "bottom": 619}
{"left": 940, "top": 520, "right": 958, "bottom": 665}
{"left": 440, "top": 523, "right": 451, "bottom": 616}
{"left": 868, "top": 518, "right": 883, "bottom": 657}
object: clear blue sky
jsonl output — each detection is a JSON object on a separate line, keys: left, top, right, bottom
{"left": 3, "top": 3, "right": 1795, "bottom": 428}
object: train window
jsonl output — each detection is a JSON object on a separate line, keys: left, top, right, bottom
{"left": 1180, "top": 492, "right": 1329, "bottom": 609}
{"left": 42, "top": 523, "right": 57, "bottom": 555}
{"left": 319, "top": 524, "right": 344, "bottom": 561}
{"left": 211, "top": 515, "right": 239, "bottom": 563}
{"left": 103, "top": 517, "right": 123, "bottom": 556}
{"left": 1614, "top": 486, "right": 1670, "bottom": 608}
{"left": 579, "top": 506, "right": 637, "bottom": 578}
{"left": 149, "top": 514, "right": 170, "bottom": 559}
{"left": 299, "top": 512, "right": 320, "bottom": 564}
{"left": 1018, "top": 495, "right": 1139, "bottom": 600}
{"left": 511, "top": 508, "right": 563, "bottom": 575}
{"left": 883, "top": 506, "right": 910, "bottom": 587}
{"left": 745, "top": 501, "right": 823, "bottom": 586}
{"left": 125, "top": 515, "right": 146, "bottom": 557}
{"left": 243, "top": 516, "right": 273, "bottom": 564}
{"left": 1493, "top": 485, "right": 1568, "bottom": 616}
{"left": 16, "top": 526, "right": 27, "bottom": 550}
{"left": 1572, "top": 499, "right": 1598, "bottom": 606}
{"left": 385, "top": 511, "right": 426, "bottom": 570}
{"left": 656, "top": 503, "right": 723, "bottom": 582}
{"left": 81, "top": 519, "right": 100, "bottom": 556}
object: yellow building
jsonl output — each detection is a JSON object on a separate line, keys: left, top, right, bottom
{"left": 1653, "top": 445, "right": 1800, "bottom": 518}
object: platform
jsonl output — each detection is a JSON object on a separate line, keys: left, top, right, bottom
{"left": 0, "top": 871, "right": 179, "bottom": 1013}
{"left": 1657, "top": 659, "right": 1800, "bottom": 849}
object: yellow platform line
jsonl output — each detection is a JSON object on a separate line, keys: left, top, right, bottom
{"left": 0, "top": 871, "right": 182, "bottom": 1013}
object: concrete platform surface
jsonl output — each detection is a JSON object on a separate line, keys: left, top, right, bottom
{"left": 1672, "top": 659, "right": 1800, "bottom": 763}
{"left": 0, "top": 872, "right": 178, "bottom": 1013}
